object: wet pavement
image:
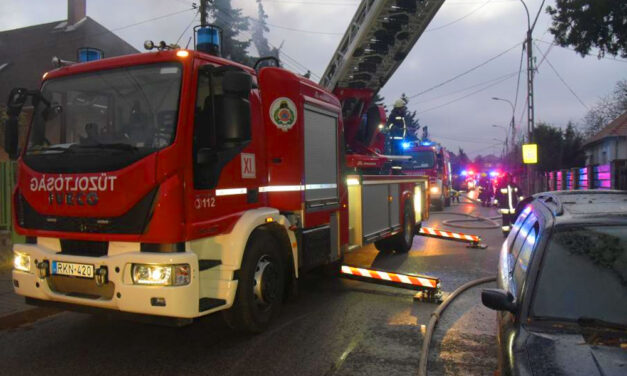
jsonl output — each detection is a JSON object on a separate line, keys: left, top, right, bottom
{"left": 0, "top": 195, "right": 503, "bottom": 375}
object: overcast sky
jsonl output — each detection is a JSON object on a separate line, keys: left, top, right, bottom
{"left": 1, "top": 0, "right": 625, "bottom": 156}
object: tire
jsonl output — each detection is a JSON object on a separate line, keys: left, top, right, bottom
{"left": 375, "top": 201, "right": 415, "bottom": 254}
{"left": 444, "top": 193, "right": 451, "bottom": 207}
{"left": 432, "top": 195, "right": 444, "bottom": 211}
{"left": 391, "top": 201, "right": 416, "bottom": 253}
{"left": 222, "top": 231, "right": 285, "bottom": 333}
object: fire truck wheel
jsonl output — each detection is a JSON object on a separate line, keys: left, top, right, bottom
{"left": 432, "top": 195, "right": 444, "bottom": 211}
{"left": 393, "top": 202, "right": 415, "bottom": 253}
{"left": 223, "top": 231, "right": 285, "bottom": 333}
{"left": 444, "top": 195, "right": 451, "bottom": 207}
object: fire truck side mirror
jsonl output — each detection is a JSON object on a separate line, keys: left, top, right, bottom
{"left": 216, "top": 71, "right": 252, "bottom": 147}
{"left": 4, "top": 88, "right": 28, "bottom": 160}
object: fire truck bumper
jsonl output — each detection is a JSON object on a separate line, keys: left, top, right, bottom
{"left": 10, "top": 243, "right": 230, "bottom": 320}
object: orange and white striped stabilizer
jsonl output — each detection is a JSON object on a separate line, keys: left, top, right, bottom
{"left": 418, "top": 227, "right": 481, "bottom": 244}
{"left": 340, "top": 265, "right": 439, "bottom": 291}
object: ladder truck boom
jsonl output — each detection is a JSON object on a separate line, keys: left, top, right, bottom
{"left": 320, "top": 0, "right": 444, "bottom": 93}
{"left": 320, "top": 0, "right": 444, "bottom": 174}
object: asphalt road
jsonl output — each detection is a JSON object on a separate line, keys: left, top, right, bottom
{"left": 0, "top": 195, "right": 502, "bottom": 376}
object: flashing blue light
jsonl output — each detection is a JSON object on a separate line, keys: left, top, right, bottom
{"left": 401, "top": 142, "right": 411, "bottom": 149}
{"left": 489, "top": 171, "right": 498, "bottom": 177}
{"left": 77, "top": 48, "right": 103, "bottom": 62}
{"left": 421, "top": 141, "right": 432, "bottom": 146}
{"left": 461, "top": 170, "right": 468, "bottom": 176}
{"left": 197, "top": 26, "right": 221, "bottom": 56}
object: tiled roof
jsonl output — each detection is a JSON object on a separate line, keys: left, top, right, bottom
{"left": 583, "top": 111, "right": 627, "bottom": 146}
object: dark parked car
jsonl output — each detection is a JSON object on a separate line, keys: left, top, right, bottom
{"left": 482, "top": 190, "right": 627, "bottom": 376}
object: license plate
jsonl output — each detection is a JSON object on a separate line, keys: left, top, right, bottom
{"left": 52, "top": 261, "right": 94, "bottom": 278}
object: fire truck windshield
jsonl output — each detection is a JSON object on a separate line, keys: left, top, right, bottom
{"left": 408, "top": 150, "right": 435, "bottom": 169}
{"left": 24, "top": 62, "right": 182, "bottom": 172}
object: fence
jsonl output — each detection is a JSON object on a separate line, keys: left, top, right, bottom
{"left": 542, "top": 160, "right": 627, "bottom": 192}
{"left": 1, "top": 161, "right": 23, "bottom": 244}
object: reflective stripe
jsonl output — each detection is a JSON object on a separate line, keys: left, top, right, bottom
{"left": 500, "top": 188, "right": 508, "bottom": 193}
{"left": 259, "top": 184, "right": 337, "bottom": 192}
{"left": 499, "top": 209, "right": 509, "bottom": 214}
{"left": 305, "top": 183, "right": 337, "bottom": 190}
{"left": 259, "top": 185, "right": 303, "bottom": 192}
{"left": 502, "top": 226, "right": 511, "bottom": 231}
{"left": 215, "top": 188, "right": 247, "bottom": 196}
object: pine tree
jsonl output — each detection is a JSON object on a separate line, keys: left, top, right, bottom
{"left": 207, "top": 0, "right": 252, "bottom": 65}
{"left": 252, "top": 0, "right": 274, "bottom": 57}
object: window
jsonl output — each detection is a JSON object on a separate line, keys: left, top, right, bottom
{"left": 512, "top": 224, "right": 538, "bottom": 297}
{"left": 531, "top": 225, "right": 627, "bottom": 325}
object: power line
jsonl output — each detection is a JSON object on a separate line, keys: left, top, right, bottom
{"left": 8, "top": 7, "right": 196, "bottom": 59}
{"left": 416, "top": 72, "right": 517, "bottom": 114}
{"left": 535, "top": 39, "right": 627, "bottom": 63}
{"left": 426, "top": 0, "right": 492, "bottom": 32}
{"left": 209, "top": 2, "right": 321, "bottom": 79}
{"left": 512, "top": 44, "right": 525, "bottom": 131}
{"left": 407, "top": 41, "right": 522, "bottom": 99}
{"left": 248, "top": 16, "right": 343, "bottom": 36}
{"left": 534, "top": 42, "right": 589, "bottom": 110}
{"left": 415, "top": 71, "right": 518, "bottom": 104}
{"left": 176, "top": 9, "right": 200, "bottom": 45}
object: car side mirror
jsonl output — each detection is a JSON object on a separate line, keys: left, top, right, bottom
{"left": 215, "top": 71, "right": 252, "bottom": 147}
{"left": 4, "top": 88, "right": 29, "bottom": 160}
{"left": 481, "top": 288, "right": 516, "bottom": 313}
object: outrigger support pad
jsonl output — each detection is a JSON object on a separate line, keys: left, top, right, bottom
{"left": 340, "top": 265, "right": 442, "bottom": 304}
{"left": 418, "top": 227, "right": 487, "bottom": 249}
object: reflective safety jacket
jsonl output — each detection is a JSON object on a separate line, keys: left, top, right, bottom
{"left": 495, "top": 183, "right": 523, "bottom": 215}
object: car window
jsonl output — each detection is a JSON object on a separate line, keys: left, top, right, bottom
{"left": 531, "top": 225, "right": 627, "bottom": 326}
{"left": 512, "top": 223, "right": 539, "bottom": 297}
{"left": 512, "top": 213, "right": 537, "bottom": 260}
{"left": 505, "top": 206, "right": 530, "bottom": 246}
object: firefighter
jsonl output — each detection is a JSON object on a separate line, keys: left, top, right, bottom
{"left": 495, "top": 173, "right": 523, "bottom": 236}
{"left": 386, "top": 99, "right": 407, "bottom": 155}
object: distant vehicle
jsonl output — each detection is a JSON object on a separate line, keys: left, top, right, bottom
{"left": 482, "top": 190, "right": 627, "bottom": 376}
{"left": 401, "top": 141, "right": 452, "bottom": 210}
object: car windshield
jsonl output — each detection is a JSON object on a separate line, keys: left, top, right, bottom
{"left": 26, "top": 63, "right": 182, "bottom": 155}
{"left": 408, "top": 151, "right": 435, "bottom": 168}
{"left": 531, "top": 225, "right": 627, "bottom": 326}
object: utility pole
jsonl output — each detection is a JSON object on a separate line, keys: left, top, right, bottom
{"left": 519, "top": 0, "right": 544, "bottom": 195}
{"left": 200, "top": 0, "right": 209, "bottom": 27}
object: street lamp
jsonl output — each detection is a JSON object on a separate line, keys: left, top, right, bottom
{"left": 491, "top": 97, "right": 515, "bottom": 149}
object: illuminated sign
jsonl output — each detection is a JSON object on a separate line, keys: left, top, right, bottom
{"left": 522, "top": 144, "right": 538, "bottom": 164}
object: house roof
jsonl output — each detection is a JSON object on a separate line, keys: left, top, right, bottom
{"left": 0, "top": 17, "right": 138, "bottom": 103}
{"left": 583, "top": 111, "right": 627, "bottom": 147}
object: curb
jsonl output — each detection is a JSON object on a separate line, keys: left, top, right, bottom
{"left": 0, "top": 306, "right": 60, "bottom": 330}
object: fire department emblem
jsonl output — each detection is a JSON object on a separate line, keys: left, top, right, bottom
{"left": 269, "top": 97, "right": 297, "bottom": 131}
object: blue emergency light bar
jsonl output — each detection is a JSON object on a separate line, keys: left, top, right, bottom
{"left": 196, "top": 25, "right": 221, "bottom": 56}
{"left": 402, "top": 141, "right": 411, "bottom": 149}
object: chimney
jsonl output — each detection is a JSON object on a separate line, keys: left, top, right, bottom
{"left": 68, "top": 0, "right": 86, "bottom": 26}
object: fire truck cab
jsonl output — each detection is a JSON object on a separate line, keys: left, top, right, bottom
{"left": 6, "top": 49, "right": 429, "bottom": 331}
{"left": 401, "top": 141, "right": 452, "bottom": 210}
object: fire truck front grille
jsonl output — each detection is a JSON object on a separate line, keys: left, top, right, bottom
{"left": 16, "top": 187, "right": 158, "bottom": 235}
{"left": 48, "top": 275, "right": 115, "bottom": 300}
{"left": 60, "top": 239, "right": 108, "bottom": 257}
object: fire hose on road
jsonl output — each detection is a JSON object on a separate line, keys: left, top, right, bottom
{"left": 417, "top": 276, "right": 497, "bottom": 376}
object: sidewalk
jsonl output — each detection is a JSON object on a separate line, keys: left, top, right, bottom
{"left": 0, "top": 268, "right": 58, "bottom": 330}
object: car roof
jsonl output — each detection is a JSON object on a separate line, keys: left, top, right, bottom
{"left": 532, "top": 190, "right": 627, "bottom": 225}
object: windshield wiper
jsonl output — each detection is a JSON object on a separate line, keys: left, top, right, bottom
{"left": 29, "top": 146, "right": 75, "bottom": 154}
{"left": 577, "top": 317, "right": 627, "bottom": 331}
{"left": 72, "top": 143, "right": 139, "bottom": 152}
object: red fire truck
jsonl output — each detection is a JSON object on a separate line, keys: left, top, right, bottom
{"left": 401, "top": 141, "right": 452, "bottom": 210}
{"left": 5, "top": 48, "right": 430, "bottom": 331}
{"left": 6, "top": 0, "right": 444, "bottom": 332}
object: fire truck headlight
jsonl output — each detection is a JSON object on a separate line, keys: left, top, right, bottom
{"left": 14, "top": 252, "right": 31, "bottom": 272}
{"left": 132, "top": 264, "right": 190, "bottom": 286}
{"left": 430, "top": 186, "right": 440, "bottom": 194}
